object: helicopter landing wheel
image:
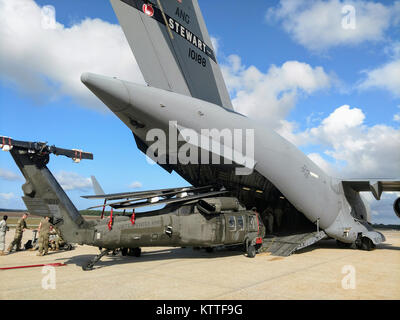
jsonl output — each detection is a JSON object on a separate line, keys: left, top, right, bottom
{"left": 247, "top": 244, "right": 256, "bottom": 258}
{"left": 128, "top": 247, "right": 141, "bottom": 257}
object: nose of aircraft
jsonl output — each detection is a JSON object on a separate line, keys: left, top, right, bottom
{"left": 81, "top": 72, "right": 131, "bottom": 112}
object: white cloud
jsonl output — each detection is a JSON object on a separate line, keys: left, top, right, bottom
{"left": 276, "top": 119, "right": 304, "bottom": 146}
{"left": 129, "top": 181, "right": 143, "bottom": 189}
{"left": 266, "top": 0, "right": 400, "bottom": 52}
{"left": 54, "top": 171, "right": 92, "bottom": 191}
{"left": 384, "top": 42, "right": 400, "bottom": 60}
{"left": 291, "top": 105, "right": 400, "bottom": 225}
{"left": 221, "top": 55, "right": 331, "bottom": 129}
{"left": 0, "top": 168, "right": 22, "bottom": 181}
{"left": 0, "top": 192, "right": 15, "bottom": 201}
{"left": 358, "top": 59, "right": 400, "bottom": 97}
{"left": 363, "top": 192, "right": 400, "bottom": 225}
{"left": 300, "top": 105, "right": 400, "bottom": 178}
{"left": 0, "top": 0, "right": 144, "bottom": 109}
{"left": 210, "top": 36, "right": 219, "bottom": 56}
{"left": 307, "top": 153, "right": 333, "bottom": 175}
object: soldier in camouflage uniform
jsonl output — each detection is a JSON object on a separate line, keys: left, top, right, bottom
{"left": 0, "top": 215, "right": 9, "bottom": 255}
{"left": 7, "top": 213, "right": 28, "bottom": 253}
{"left": 53, "top": 227, "right": 65, "bottom": 251}
{"left": 262, "top": 206, "right": 274, "bottom": 236}
{"left": 37, "top": 216, "right": 51, "bottom": 256}
{"left": 273, "top": 199, "right": 285, "bottom": 232}
{"left": 49, "top": 226, "right": 64, "bottom": 251}
{"left": 49, "top": 226, "right": 57, "bottom": 251}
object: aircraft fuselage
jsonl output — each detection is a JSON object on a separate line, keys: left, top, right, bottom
{"left": 81, "top": 73, "right": 385, "bottom": 246}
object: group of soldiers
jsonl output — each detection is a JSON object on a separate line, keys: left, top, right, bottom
{"left": 261, "top": 198, "right": 291, "bottom": 236}
{"left": 0, "top": 213, "right": 65, "bottom": 256}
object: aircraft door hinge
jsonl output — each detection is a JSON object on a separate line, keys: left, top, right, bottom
{"left": 314, "top": 218, "right": 320, "bottom": 233}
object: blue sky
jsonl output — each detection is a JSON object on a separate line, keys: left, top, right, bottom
{"left": 0, "top": 0, "right": 399, "bottom": 223}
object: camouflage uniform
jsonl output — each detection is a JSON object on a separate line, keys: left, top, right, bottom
{"left": 273, "top": 206, "right": 284, "bottom": 230}
{"left": 50, "top": 227, "right": 64, "bottom": 250}
{"left": 54, "top": 228, "right": 65, "bottom": 250}
{"left": 0, "top": 219, "right": 7, "bottom": 253}
{"left": 7, "top": 218, "right": 27, "bottom": 252}
{"left": 38, "top": 218, "right": 51, "bottom": 255}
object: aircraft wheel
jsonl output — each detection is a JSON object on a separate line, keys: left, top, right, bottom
{"left": 121, "top": 248, "right": 128, "bottom": 256}
{"left": 336, "top": 240, "right": 352, "bottom": 248}
{"left": 63, "top": 244, "right": 73, "bottom": 251}
{"left": 205, "top": 247, "right": 214, "bottom": 253}
{"left": 82, "top": 262, "right": 94, "bottom": 271}
{"left": 247, "top": 244, "right": 256, "bottom": 258}
{"left": 361, "top": 237, "right": 375, "bottom": 251}
{"left": 132, "top": 247, "right": 141, "bottom": 257}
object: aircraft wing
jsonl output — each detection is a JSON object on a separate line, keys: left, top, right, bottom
{"left": 342, "top": 179, "right": 400, "bottom": 200}
{"left": 110, "top": 0, "right": 233, "bottom": 109}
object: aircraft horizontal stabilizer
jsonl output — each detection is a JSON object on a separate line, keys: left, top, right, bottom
{"left": 342, "top": 179, "right": 400, "bottom": 200}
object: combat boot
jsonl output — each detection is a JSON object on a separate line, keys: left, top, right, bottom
{"left": 36, "top": 252, "right": 44, "bottom": 256}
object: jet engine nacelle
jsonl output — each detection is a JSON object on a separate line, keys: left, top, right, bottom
{"left": 394, "top": 197, "right": 400, "bottom": 219}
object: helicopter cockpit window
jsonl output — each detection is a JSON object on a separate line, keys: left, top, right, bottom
{"left": 228, "top": 216, "right": 236, "bottom": 230}
{"left": 249, "top": 215, "right": 257, "bottom": 231}
{"left": 237, "top": 216, "right": 244, "bottom": 230}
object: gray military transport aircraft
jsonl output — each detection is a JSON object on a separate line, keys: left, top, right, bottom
{"left": 81, "top": 0, "right": 400, "bottom": 249}
{"left": 2, "top": 0, "right": 400, "bottom": 269}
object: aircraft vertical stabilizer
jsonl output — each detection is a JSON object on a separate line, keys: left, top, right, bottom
{"left": 110, "top": 0, "right": 233, "bottom": 110}
{"left": 91, "top": 176, "right": 105, "bottom": 195}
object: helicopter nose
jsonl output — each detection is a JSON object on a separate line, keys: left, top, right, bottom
{"left": 81, "top": 72, "right": 131, "bottom": 112}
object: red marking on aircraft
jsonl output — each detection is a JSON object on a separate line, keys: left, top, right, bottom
{"left": 142, "top": 4, "right": 154, "bottom": 17}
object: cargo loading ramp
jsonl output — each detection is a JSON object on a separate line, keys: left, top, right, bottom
{"left": 260, "top": 231, "right": 328, "bottom": 257}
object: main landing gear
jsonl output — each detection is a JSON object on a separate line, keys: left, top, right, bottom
{"left": 121, "top": 247, "right": 141, "bottom": 257}
{"left": 336, "top": 236, "right": 375, "bottom": 251}
{"left": 355, "top": 237, "right": 375, "bottom": 251}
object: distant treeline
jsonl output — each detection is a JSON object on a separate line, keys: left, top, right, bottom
{"left": 0, "top": 208, "right": 28, "bottom": 212}
{"left": 1, "top": 209, "right": 124, "bottom": 217}
{"left": 372, "top": 224, "right": 400, "bottom": 230}
{"left": 79, "top": 210, "right": 113, "bottom": 216}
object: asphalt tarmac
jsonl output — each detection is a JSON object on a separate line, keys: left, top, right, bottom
{"left": 1, "top": 229, "right": 399, "bottom": 299}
